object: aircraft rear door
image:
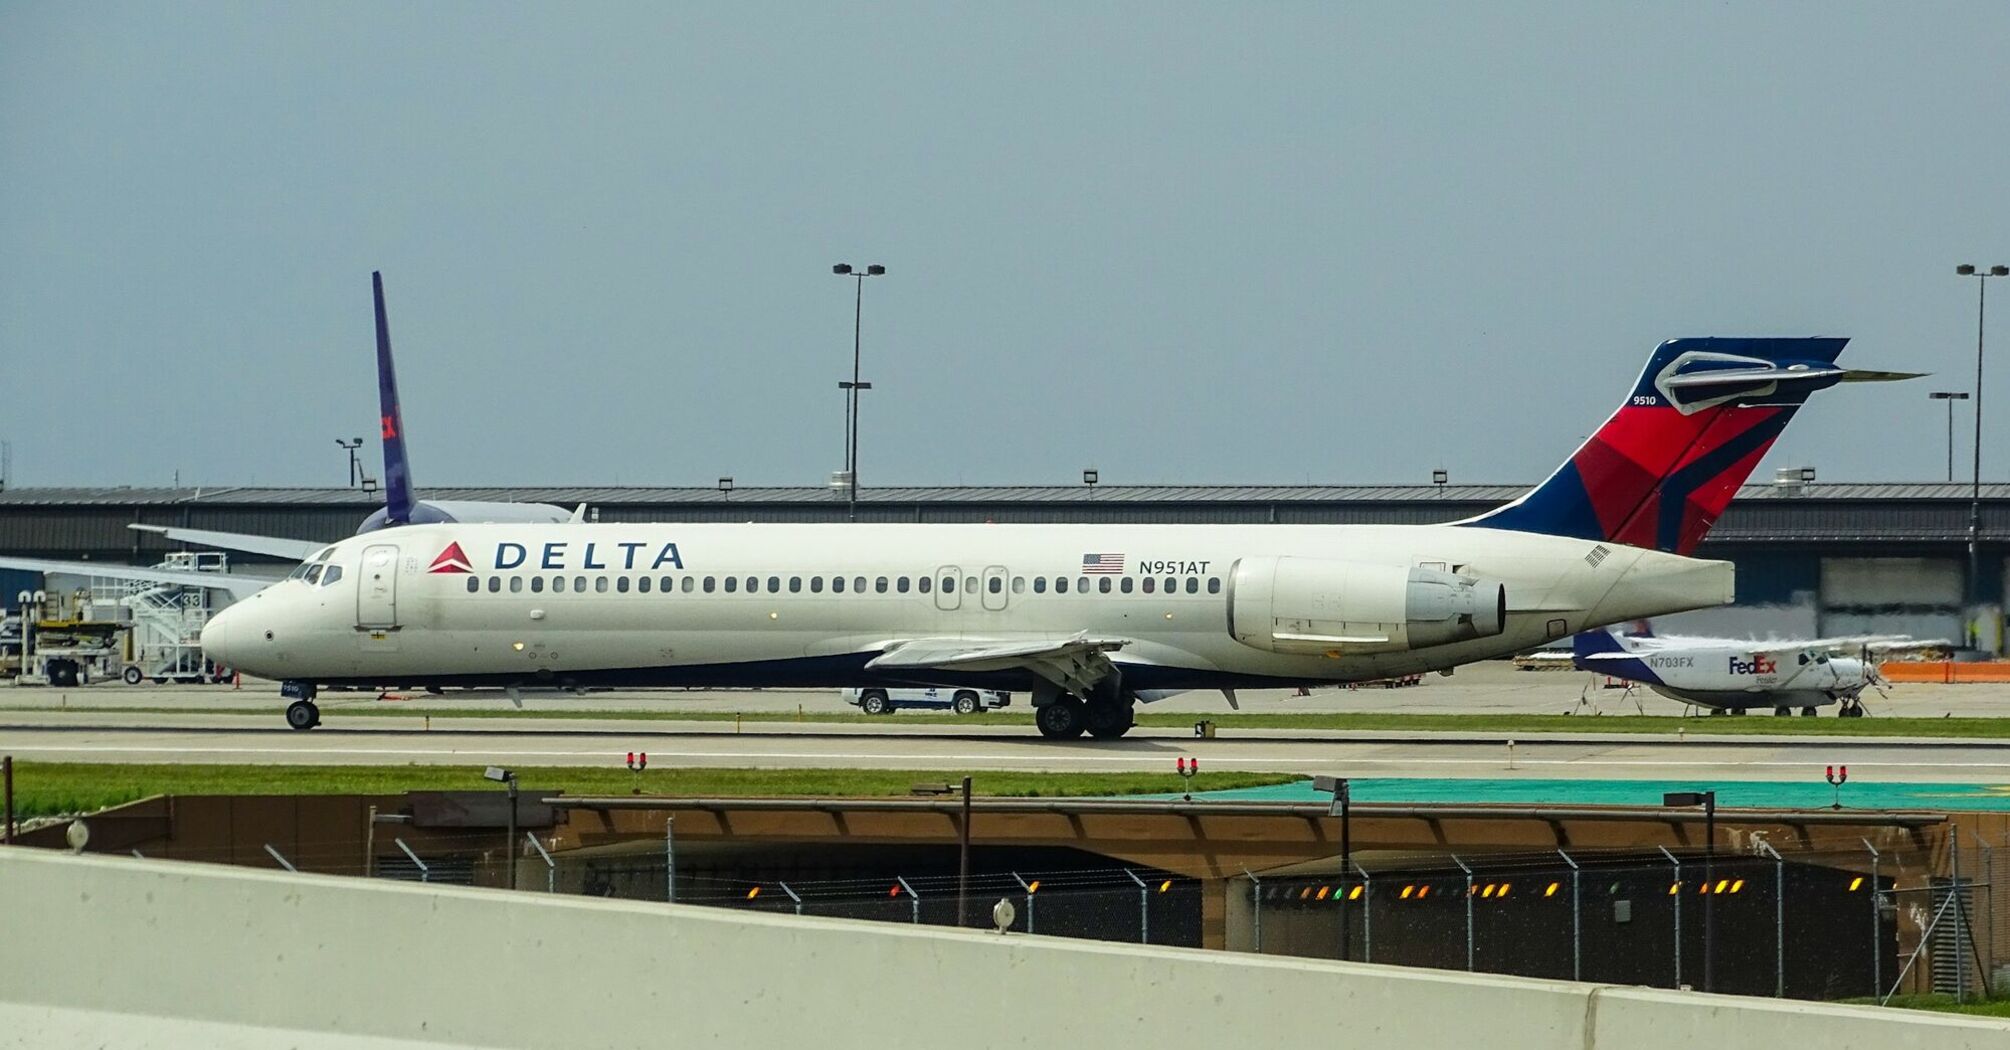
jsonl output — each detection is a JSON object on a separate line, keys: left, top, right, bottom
{"left": 935, "top": 566, "right": 962, "bottom": 611}
{"left": 357, "top": 544, "right": 400, "bottom": 629}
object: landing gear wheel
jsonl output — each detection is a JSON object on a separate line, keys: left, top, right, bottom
{"left": 1035, "top": 698, "right": 1086, "bottom": 739}
{"left": 859, "top": 690, "right": 892, "bottom": 716}
{"left": 1773, "top": 706, "right": 1790, "bottom": 717}
{"left": 285, "top": 699, "right": 321, "bottom": 731}
{"left": 1800, "top": 706, "right": 1818, "bottom": 717}
{"left": 1084, "top": 700, "right": 1135, "bottom": 739}
{"left": 1839, "top": 701, "right": 1866, "bottom": 718}
{"left": 122, "top": 666, "right": 144, "bottom": 686}
{"left": 952, "top": 691, "right": 980, "bottom": 716}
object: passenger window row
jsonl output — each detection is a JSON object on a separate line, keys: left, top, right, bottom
{"left": 463, "top": 574, "right": 1223, "bottom": 597}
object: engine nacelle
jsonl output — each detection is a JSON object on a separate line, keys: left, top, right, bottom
{"left": 1227, "top": 556, "right": 1506, "bottom": 655}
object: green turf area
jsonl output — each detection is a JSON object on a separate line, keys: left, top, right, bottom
{"left": 1841, "top": 994, "right": 2010, "bottom": 1017}
{"left": 10, "top": 704, "right": 2010, "bottom": 738}
{"left": 2, "top": 762, "right": 1297, "bottom": 820}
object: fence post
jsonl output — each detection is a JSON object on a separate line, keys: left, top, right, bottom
{"left": 897, "top": 876, "right": 920, "bottom": 925}
{"left": 1011, "top": 872, "right": 1036, "bottom": 933}
{"left": 263, "top": 844, "right": 296, "bottom": 872}
{"left": 1451, "top": 853, "right": 1475, "bottom": 972}
{"left": 1353, "top": 862, "right": 1373, "bottom": 963}
{"left": 394, "top": 838, "right": 428, "bottom": 884}
{"left": 1862, "top": 838, "right": 1881, "bottom": 999}
{"left": 779, "top": 881, "right": 803, "bottom": 917}
{"left": 1125, "top": 869, "right": 1149, "bottom": 944}
{"left": 1558, "top": 848, "right": 1582, "bottom": 982}
{"left": 525, "top": 832, "right": 556, "bottom": 893}
{"left": 1244, "top": 869, "right": 1263, "bottom": 953}
{"left": 1978, "top": 829, "right": 1996, "bottom": 996}
{"left": 1657, "top": 846, "right": 1682, "bottom": 988}
{"left": 664, "top": 816, "right": 676, "bottom": 904}
{"left": 1755, "top": 839, "right": 1784, "bottom": 997}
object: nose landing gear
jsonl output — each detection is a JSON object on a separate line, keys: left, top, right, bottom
{"left": 281, "top": 681, "right": 321, "bottom": 730}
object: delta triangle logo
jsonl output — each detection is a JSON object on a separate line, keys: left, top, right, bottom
{"left": 428, "top": 542, "right": 474, "bottom": 574}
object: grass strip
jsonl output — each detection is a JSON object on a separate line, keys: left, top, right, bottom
{"left": 9, "top": 704, "right": 2010, "bottom": 738}
{"left": 2, "top": 762, "right": 1296, "bottom": 820}
{"left": 1839, "top": 994, "right": 2010, "bottom": 1017}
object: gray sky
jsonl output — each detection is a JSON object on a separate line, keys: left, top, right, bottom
{"left": 4, "top": 3, "right": 2008, "bottom": 490}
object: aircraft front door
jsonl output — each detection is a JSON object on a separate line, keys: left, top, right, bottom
{"left": 357, "top": 544, "right": 400, "bottom": 629}
{"left": 934, "top": 566, "right": 962, "bottom": 611}
{"left": 981, "top": 566, "right": 1009, "bottom": 611}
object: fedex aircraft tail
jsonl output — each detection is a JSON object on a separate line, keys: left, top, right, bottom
{"left": 1570, "top": 627, "right": 1657, "bottom": 681}
{"left": 373, "top": 272, "right": 416, "bottom": 526}
{"left": 1467, "top": 337, "right": 1918, "bottom": 555}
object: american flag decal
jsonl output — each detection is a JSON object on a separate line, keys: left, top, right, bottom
{"left": 1081, "top": 553, "right": 1125, "bottom": 574}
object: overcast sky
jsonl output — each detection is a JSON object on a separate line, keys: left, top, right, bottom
{"left": 4, "top": 4, "right": 2008, "bottom": 490}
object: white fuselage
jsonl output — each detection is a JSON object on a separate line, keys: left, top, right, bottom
{"left": 202, "top": 521, "right": 1733, "bottom": 693}
{"left": 1619, "top": 643, "right": 1868, "bottom": 710}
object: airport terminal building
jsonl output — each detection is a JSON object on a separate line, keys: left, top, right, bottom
{"left": 3, "top": 476, "right": 2008, "bottom": 650}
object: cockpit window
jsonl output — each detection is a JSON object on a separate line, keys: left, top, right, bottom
{"left": 304, "top": 565, "right": 324, "bottom": 585}
{"left": 312, "top": 547, "right": 336, "bottom": 563}
{"left": 287, "top": 563, "right": 312, "bottom": 581}
{"left": 320, "top": 565, "right": 343, "bottom": 586}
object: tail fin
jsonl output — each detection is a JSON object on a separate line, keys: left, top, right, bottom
{"left": 373, "top": 272, "right": 416, "bottom": 525}
{"left": 1465, "top": 337, "right": 1916, "bottom": 555}
{"left": 1571, "top": 627, "right": 1630, "bottom": 661}
{"left": 1570, "top": 627, "right": 1658, "bottom": 681}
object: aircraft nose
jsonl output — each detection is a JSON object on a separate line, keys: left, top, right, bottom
{"left": 200, "top": 606, "right": 242, "bottom": 668}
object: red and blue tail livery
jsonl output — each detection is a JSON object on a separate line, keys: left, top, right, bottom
{"left": 1467, "top": 338, "right": 1917, "bottom": 555}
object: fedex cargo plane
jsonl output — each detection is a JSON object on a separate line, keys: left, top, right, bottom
{"left": 203, "top": 337, "right": 1915, "bottom": 736}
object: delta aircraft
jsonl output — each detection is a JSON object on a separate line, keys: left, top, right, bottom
{"left": 202, "top": 336, "right": 1917, "bottom": 737}
{"left": 0, "top": 273, "right": 572, "bottom": 598}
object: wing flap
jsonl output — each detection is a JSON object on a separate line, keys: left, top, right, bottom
{"left": 867, "top": 634, "right": 1130, "bottom": 696}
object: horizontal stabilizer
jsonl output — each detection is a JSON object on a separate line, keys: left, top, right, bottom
{"left": 128, "top": 524, "right": 323, "bottom": 561}
{"left": 1838, "top": 369, "right": 1930, "bottom": 383}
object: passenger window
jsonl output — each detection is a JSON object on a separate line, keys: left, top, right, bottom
{"left": 875, "top": 577, "right": 888, "bottom": 593}
{"left": 941, "top": 576, "right": 955, "bottom": 593}
{"left": 790, "top": 576, "right": 803, "bottom": 593}
{"left": 595, "top": 577, "right": 610, "bottom": 593}
{"left": 553, "top": 576, "right": 567, "bottom": 593}
{"left": 531, "top": 577, "right": 545, "bottom": 593}
{"left": 1163, "top": 577, "right": 1175, "bottom": 594}
{"left": 833, "top": 576, "right": 847, "bottom": 593}
{"left": 682, "top": 576, "right": 695, "bottom": 593}
{"left": 1098, "top": 578, "right": 1112, "bottom": 594}
{"left": 724, "top": 577, "right": 738, "bottom": 593}
{"left": 855, "top": 576, "right": 867, "bottom": 593}
{"left": 1186, "top": 577, "right": 1198, "bottom": 594}
{"left": 703, "top": 577, "right": 716, "bottom": 593}
{"left": 747, "top": 577, "right": 759, "bottom": 593}
{"left": 1012, "top": 577, "right": 1025, "bottom": 593}
{"left": 918, "top": 576, "right": 932, "bottom": 594}
{"left": 811, "top": 576, "right": 824, "bottom": 593}
{"left": 466, "top": 577, "right": 479, "bottom": 593}
{"left": 1142, "top": 577, "right": 1155, "bottom": 594}
{"left": 616, "top": 577, "right": 630, "bottom": 593}
{"left": 1055, "top": 577, "right": 1068, "bottom": 594}
{"left": 510, "top": 577, "right": 525, "bottom": 593}
{"left": 321, "top": 565, "right": 343, "bottom": 586}
{"left": 1033, "top": 577, "right": 1047, "bottom": 594}
{"left": 1120, "top": 577, "right": 1133, "bottom": 594}
{"left": 766, "top": 576, "right": 779, "bottom": 593}
{"left": 488, "top": 577, "right": 502, "bottom": 593}
{"left": 896, "top": 576, "right": 909, "bottom": 593}
{"left": 638, "top": 577, "right": 652, "bottom": 593}
{"left": 574, "top": 576, "right": 587, "bottom": 593}
{"left": 1077, "top": 577, "right": 1089, "bottom": 593}
{"left": 661, "top": 576, "right": 674, "bottom": 593}
{"left": 987, "top": 576, "right": 1002, "bottom": 594}
{"left": 1207, "top": 578, "right": 1221, "bottom": 594}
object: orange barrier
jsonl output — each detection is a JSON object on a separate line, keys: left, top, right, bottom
{"left": 1880, "top": 661, "right": 2010, "bottom": 684}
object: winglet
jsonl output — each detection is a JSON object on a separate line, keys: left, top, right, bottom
{"left": 374, "top": 272, "right": 416, "bottom": 525}
{"left": 570, "top": 503, "right": 590, "bottom": 524}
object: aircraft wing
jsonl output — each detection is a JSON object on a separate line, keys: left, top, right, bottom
{"left": 1743, "top": 635, "right": 1915, "bottom": 656}
{"left": 128, "top": 524, "right": 324, "bottom": 561}
{"left": 866, "top": 634, "right": 1130, "bottom": 696}
{"left": 0, "top": 556, "right": 280, "bottom": 598}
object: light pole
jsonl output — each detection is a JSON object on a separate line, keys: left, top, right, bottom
{"left": 1663, "top": 790, "right": 1716, "bottom": 992}
{"left": 1957, "top": 265, "right": 2008, "bottom": 650}
{"left": 832, "top": 263, "right": 886, "bottom": 523}
{"left": 1930, "top": 392, "right": 1969, "bottom": 483}
{"left": 336, "top": 438, "right": 364, "bottom": 487}
{"left": 485, "top": 766, "right": 518, "bottom": 890}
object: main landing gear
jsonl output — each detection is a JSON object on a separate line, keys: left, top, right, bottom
{"left": 282, "top": 681, "right": 321, "bottom": 731}
{"left": 1033, "top": 685, "right": 1136, "bottom": 740}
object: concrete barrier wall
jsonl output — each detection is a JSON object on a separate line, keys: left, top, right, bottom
{"left": 1, "top": 850, "right": 2003, "bottom": 1050}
